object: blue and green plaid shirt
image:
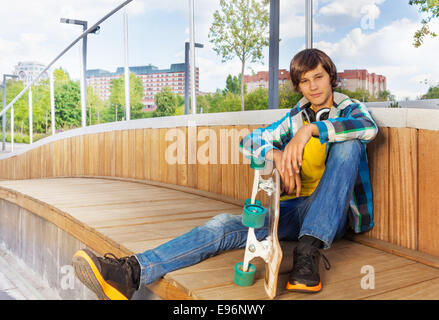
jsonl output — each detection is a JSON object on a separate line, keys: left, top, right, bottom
{"left": 240, "top": 92, "right": 378, "bottom": 233}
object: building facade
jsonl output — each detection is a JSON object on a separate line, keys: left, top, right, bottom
{"left": 337, "top": 69, "right": 386, "bottom": 98}
{"left": 243, "top": 69, "right": 291, "bottom": 92}
{"left": 86, "top": 63, "right": 199, "bottom": 110}
{"left": 13, "top": 61, "right": 48, "bottom": 85}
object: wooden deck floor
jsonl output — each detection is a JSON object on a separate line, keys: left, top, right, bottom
{"left": 0, "top": 177, "right": 438, "bottom": 300}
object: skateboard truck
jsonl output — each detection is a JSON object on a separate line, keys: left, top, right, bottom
{"left": 233, "top": 157, "right": 282, "bottom": 299}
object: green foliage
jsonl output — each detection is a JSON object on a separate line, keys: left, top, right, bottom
{"left": 389, "top": 101, "right": 401, "bottom": 108}
{"left": 224, "top": 74, "right": 246, "bottom": 95}
{"left": 153, "top": 87, "right": 178, "bottom": 117}
{"left": 54, "top": 79, "right": 81, "bottom": 129}
{"left": 105, "top": 72, "right": 146, "bottom": 122}
{"left": 409, "top": 0, "right": 439, "bottom": 47}
{"left": 422, "top": 85, "right": 439, "bottom": 99}
{"left": 209, "top": 0, "right": 269, "bottom": 111}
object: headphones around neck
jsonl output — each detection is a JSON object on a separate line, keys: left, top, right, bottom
{"left": 302, "top": 105, "right": 330, "bottom": 123}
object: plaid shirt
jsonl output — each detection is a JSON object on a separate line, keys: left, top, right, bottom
{"left": 240, "top": 92, "right": 378, "bottom": 233}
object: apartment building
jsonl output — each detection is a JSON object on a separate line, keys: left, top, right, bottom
{"left": 13, "top": 61, "right": 48, "bottom": 85}
{"left": 86, "top": 63, "right": 199, "bottom": 110}
{"left": 243, "top": 69, "right": 291, "bottom": 92}
{"left": 337, "top": 69, "right": 386, "bottom": 97}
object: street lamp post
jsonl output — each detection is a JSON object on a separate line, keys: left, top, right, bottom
{"left": 60, "top": 18, "right": 100, "bottom": 127}
{"left": 184, "top": 42, "right": 203, "bottom": 115}
{"left": 2, "top": 74, "right": 18, "bottom": 151}
{"left": 306, "top": 0, "right": 313, "bottom": 49}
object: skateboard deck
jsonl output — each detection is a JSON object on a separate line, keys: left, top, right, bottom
{"left": 264, "top": 169, "right": 282, "bottom": 299}
{"left": 234, "top": 168, "right": 282, "bottom": 299}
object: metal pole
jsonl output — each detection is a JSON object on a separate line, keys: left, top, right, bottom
{"left": 11, "top": 106, "right": 14, "bottom": 152}
{"left": 268, "top": 0, "right": 280, "bottom": 109}
{"left": 81, "top": 22, "right": 88, "bottom": 127}
{"left": 124, "top": 8, "right": 130, "bottom": 121}
{"left": 184, "top": 42, "right": 189, "bottom": 115}
{"left": 49, "top": 68, "right": 55, "bottom": 135}
{"left": 2, "top": 76, "right": 6, "bottom": 151}
{"left": 29, "top": 87, "right": 33, "bottom": 144}
{"left": 184, "top": 42, "right": 203, "bottom": 115}
{"left": 0, "top": 0, "right": 134, "bottom": 120}
{"left": 189, "top": 0, "right": 196, "bottom": 115}
{"left": 306, "top": 0, "right": 313, "bottom": 49}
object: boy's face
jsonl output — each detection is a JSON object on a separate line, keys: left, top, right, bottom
{"left": 298, "top": 63, "right": 333, "bottom": 109}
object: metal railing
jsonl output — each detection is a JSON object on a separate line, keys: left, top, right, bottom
{"left": 0, "top": 0, "right": 135, "bottom": 152}
{"left": 0, "top": 0, "right": 203, "bottom": 154}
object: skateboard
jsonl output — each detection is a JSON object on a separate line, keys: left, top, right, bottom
{"left": 233, "top": 159, "right": 282, "bottom": 299}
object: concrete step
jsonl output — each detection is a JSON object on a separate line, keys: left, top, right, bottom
{"left": 0, "top": 244, "right": 61, "bottom": 300}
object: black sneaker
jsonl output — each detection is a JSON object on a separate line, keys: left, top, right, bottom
{"left": 72, "top": 249, "right": 140, "bottom": 300}
{"left": 286, "top": 243, "right": 331, "bottom": 293}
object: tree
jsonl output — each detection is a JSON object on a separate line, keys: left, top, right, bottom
{"left": 223, "top": 74, "right": 246, "bottom": 95}
{"left": 422, "top": 85, "right": 439, "bottom": 99}
{"left": 209, "top": 0, "right": 269, "bottom": 111}
{"left": 107, "top": 72, "right": 145, "bottom": 121}
{"left": 409, "top": 0, "right": 439, "bottom": 47}
{"left": 153, "top": 87, "right": 177, "bottom": 117}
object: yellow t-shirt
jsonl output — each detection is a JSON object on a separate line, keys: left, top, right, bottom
{"left": 280, "top": 109, "right": 327, "bottom": 201}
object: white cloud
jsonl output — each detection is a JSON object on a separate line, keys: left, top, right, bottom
{"left": 319, "top": 0, "right": 385, "bottom": 19}
{"left": 314, "top": 18, "right": 439, "bottom": 100}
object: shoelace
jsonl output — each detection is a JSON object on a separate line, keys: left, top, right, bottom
{"left": 293, "top": 247, "right": 331, "bottom": 275}
{"left": 103, "top": 253, "right": 132, "bottom": 267}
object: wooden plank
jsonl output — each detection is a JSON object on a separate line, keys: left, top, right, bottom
{"left": 144, "top": 128, "right": 152, "bottom": 181}
{"left": 135, "top": 129, "right": 145, "bottom": 181}
{"left": 128, "top": 130, "right": 136, "bottom": 179}
{"left": 209, "top": 126, "right": 221, "bottom": 195}
{"left": 220, "top": 126, "right": 234, "bottom": 198}
{"left": 166, "top": 128, "right": 178, "bottom": 185}
{"left": 122, "top": 130, "right": 129, "bottom": 178}
{"left": 150, "top": 129, "right": 160, "bottom": 182}
{"left": 159, "top": 128, "right": 167, "bottom": 183}
{"left": 388, "top": 127, "right": 418, "bottom": 250}
{"left": 77, "top": 135, "right": 85, "bottom": 177}
{"left": 191, "top": 241, "right": 417, "bottom": 300}
{"left": 187, "top": 125, "right": 197, "bottom": 189}
{"left": 365, "top": 127, "right": 389, "bottom": 241}
{"left": 104, "top": 131, "right": 115, "bottom": 177}
{"left": 236, "top": 125, "right": 250, "bottom": 201}
{"left": 363, "top": 277, "right": 439, "bottom": 300}
{"left": 177, "top": 126, "right": 188, "bottom": 187}
{"left": 418, "top": 129, "right": 439, "bottom": 257}
{"left": 115, "top": 130, "right": 123, "bottom": 177}
{"left": 197, "top": 126, "right": 210, "bottom": 192}
{"left": 98, "top": 133, "right": 105, "bottom": 176}
{"left": 64, "top": 138, "right": 72, "bottom": 177}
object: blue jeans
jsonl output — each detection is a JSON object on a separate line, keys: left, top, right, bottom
{"left": 135, "top": 140, "right": 362, "bottom": 286}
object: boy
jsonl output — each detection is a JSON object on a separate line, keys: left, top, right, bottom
{"left": 72, "top": 48, "right": 378, "bottom": 299}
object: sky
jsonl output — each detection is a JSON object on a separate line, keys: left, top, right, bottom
{"left": 0, "top": 0, "right": 438, "bottom": 101}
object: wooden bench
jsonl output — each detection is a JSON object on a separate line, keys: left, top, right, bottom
{"left": 0, "top": 107, "right": 438, "bottom": 299}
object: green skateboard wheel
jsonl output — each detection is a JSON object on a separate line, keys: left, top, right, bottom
{"left": 250, "top": 157, "right": 265, "bottom": 170}
{"left": 244, "top": 198, "right": 261, "bottom": 207}
{"left": 233, "top": 262, "right": 256, "bottom": 287}
{"left": 242, "top": 204, "right": 266, "bottom": 228}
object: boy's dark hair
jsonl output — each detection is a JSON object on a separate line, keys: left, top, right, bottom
{"left": 289, "top": 48, "right": 338, "bottom": 92}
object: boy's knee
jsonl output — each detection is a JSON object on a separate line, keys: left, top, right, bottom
{"left": 203, "top": 213, "right": 239, "bottom": 231}
{"left": 330, "top": 140, "right": 361, "bottom": 162}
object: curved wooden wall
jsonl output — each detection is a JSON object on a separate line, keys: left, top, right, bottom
{"left": 0, "top": 108, "right": 438, "bottom": 258}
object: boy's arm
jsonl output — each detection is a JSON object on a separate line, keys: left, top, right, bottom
{"left": 313, "top": 102, "right": 378, "bottom": 145}
{"left": 239, "top": 111, "right": 292, "bottom": 163}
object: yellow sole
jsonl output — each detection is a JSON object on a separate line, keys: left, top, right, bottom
{"left": 73, "top": 250, "right": 128, "bottom": 300}
{"left": 285, "top": 281, "right": 322, "bottom": 293}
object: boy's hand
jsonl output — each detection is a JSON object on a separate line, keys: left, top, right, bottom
{"left": 267, "top": 149, "right": 302, "bottom": 196}
{"left": 281, "top": 124, "right": 318, "bottom": 177}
